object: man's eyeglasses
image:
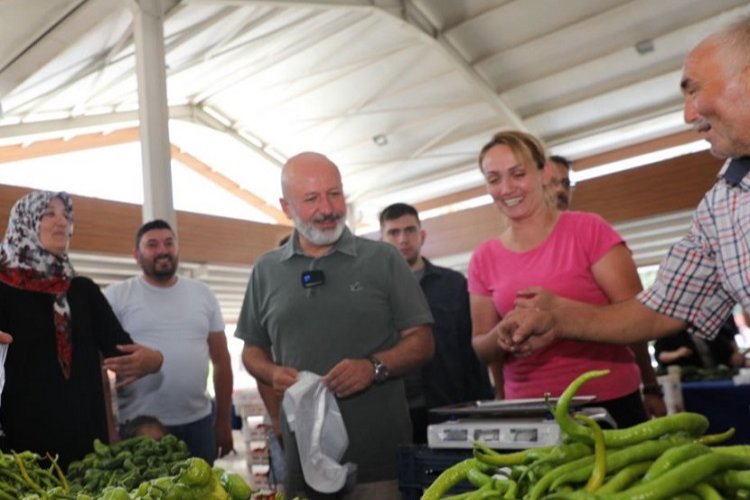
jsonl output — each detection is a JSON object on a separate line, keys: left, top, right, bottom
{"left": 548, "top": 177, "right": 575, "bottom": 190}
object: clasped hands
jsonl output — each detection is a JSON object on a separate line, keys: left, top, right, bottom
{"left": 493, "top": 286, "right": 559, "bottom": 357}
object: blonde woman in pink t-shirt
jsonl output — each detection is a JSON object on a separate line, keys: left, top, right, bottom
{"left": 468, "top": 130, "right": 666, "bottom": 428}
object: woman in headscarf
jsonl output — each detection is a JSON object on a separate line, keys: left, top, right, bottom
{"left": 0, "top": 190, "right": 163, "bottom": 468}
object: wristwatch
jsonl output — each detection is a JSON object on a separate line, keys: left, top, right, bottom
{"left": 369, "top": 355, "right": 389, "bottom": 384}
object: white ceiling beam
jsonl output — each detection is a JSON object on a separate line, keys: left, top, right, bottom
{"left": 383, "top": 1, "right": 525, "bottom": 131}
{"left": 188, "top": 10, "right": 358, "bottom": 103}
{"left": 0, "top": 105, "right": 193, "bottom": 142}
{"left": 190, "top": 105, "right": 284, "bottom": 168}
{"left": 0, "top": 102, "right": 284, "bottom": 169}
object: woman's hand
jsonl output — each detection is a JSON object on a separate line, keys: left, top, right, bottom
{"left": 0, "top": 331, "right": 12, "bottom": 344}
{"left": 103, "top": 344, "right": 163, "bottom": 387}
{"left": 514, "top": 286, "right": 560, "bottom": 310}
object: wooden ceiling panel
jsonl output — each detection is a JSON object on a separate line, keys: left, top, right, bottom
{"left": 571, "top": 150, "right": 721, "bottom": 222}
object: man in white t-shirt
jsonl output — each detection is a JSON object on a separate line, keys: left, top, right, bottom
{"left": 104, "top": 220, "right": 234, "bottom": 463}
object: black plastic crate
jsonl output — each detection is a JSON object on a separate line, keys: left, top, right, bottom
{"left": 398, "top": 445, "right": 473, "bottom": 499}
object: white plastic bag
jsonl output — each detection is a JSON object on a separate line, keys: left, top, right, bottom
{"left": 282, "top": 371, "right": 356, "bottom": 493}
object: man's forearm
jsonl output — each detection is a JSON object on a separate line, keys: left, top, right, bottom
{"left": 212, "top": 362, "right": 234, "bottom": 424}
{"left": 554, "top": 298, "right": 685, "bottom": 344}
{"left": 377, "top": 324, "right": 434, "bottom": 377}
{"left": 241, "top": 344, "right": 277, "bottom": 385}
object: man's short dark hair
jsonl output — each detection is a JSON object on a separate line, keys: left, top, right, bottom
{"left": 549, "top": 155, "right": 573, "bottom": 171}
{"left": 135, "top": 219, "right": 173, "bottom": 248}
{"left": 379, "top": 203, "right": 421, "bottom": 228}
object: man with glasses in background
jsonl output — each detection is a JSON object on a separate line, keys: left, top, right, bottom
{"left": 544, "top": 155, "right": 574, "bottom": 210}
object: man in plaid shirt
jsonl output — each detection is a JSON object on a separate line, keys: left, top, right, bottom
{"left": 495, "top": 15, "right": 750, "bottom": 354}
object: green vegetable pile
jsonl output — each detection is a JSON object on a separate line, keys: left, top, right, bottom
{"left": 64, "top": 435, "right": 253, "bottom": 499}
{"left": 0, "top": 450, "right": 69, "bottom": 499}
{"left": 421, "top": 369, "right": 750, "bottom": 499}
{"left": 0, "top": 435, "right": 254, "bottom": 499}
{"left": 67, "top": 435, "right": 191, "bottom": 492}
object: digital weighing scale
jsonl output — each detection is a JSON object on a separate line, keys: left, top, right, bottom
{"left": 426, "top": 396, "right": 613, "bottom": 450}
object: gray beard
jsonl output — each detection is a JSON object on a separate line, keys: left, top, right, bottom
{"left": 293, "top": 215, "right": 346, "bottom": 246}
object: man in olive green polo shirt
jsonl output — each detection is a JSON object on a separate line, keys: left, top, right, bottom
{"left": 236, "top": 152, "right": 434, "bottom": 499}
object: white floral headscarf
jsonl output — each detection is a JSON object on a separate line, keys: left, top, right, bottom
{"left": 0, "top": 190, "right": 75, "bottom": 281}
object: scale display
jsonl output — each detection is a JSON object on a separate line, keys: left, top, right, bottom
{"left": 427, "top": 418, "right": 562, "bottom": 449}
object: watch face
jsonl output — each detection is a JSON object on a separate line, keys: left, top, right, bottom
{"left": 371, "top": 356, "right": 388, "bottom": 383}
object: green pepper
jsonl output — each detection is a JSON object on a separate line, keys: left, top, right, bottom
{"left": 690, "top": 482, "right": 723, "bottom": 500}
{"left": 164, "top": 482, "right": 197, "bottom": 500}
{"left": 596, "top": 460, "right": 652, "bottom": 494}
{"left": 641, "top": 442, "right": 710, "bottom": 483}
{"left": 710, "top": 469, "right": 750, "bottom": 490}
{"left": 711, "top": 445, "right": 750, "bottom": 458}
{"left": 93, "top": 439, "right": 111, "bottom": 457}
{"left": 531, "top": 442, "right": 592, "bottom": 469}
{"left": 178, "top": 457, "right": 212, "bottom": 488}
{"left": 421, "top": 458, "right": 491, "bottom": 500}
{"left": 473, "top": 441, "right": 554, "bottom": 466}
{"left": 13, "top": 450, "right": 46, "bottom": 496}
{"left": 220, "top": 471, "right": 253, "bottom": 500}
{"left": 575, "top": 414, "right": 606, "bottom": 492}
{"left": 694, "top": 427, "right": 735, "bottom": 445}
{"left": 100, "top": 486, "right": 131, "bottom": 500}
{"left": 47, "top": 452, "right": 69, "bottom": 492}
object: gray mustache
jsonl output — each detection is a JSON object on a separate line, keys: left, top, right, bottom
{"left": 312, "top": 213, "right": 343, "bottom": 223}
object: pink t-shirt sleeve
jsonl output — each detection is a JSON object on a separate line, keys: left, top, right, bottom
{"left": 575, "top": 211, "right": 628, "bottom": 267}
